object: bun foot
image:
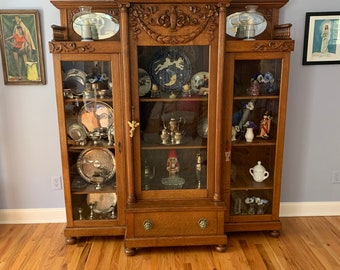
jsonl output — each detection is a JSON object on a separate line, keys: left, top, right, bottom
{"left": 215, "top": 244, "right": 227, "bottom": 252}
{"left": 270, "top": 230, "right": 280, "bottom": 238}
{"left": 65, "top": 237, "right": 77, "bottom": 245}
{"left": 125, "top": 247, "right": 136, "bottom": 256}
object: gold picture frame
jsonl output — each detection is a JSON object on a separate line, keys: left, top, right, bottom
{"left": 0, "top": 10, "right": 45, "bottom": 84}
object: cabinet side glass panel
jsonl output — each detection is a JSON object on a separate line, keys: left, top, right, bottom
{"left": 61, "top": 60, "right": 118, "bottom": 222}
{"left": 138, "top": 46, "right": 209, "bottom": 191}
{"left": 230, "top": 59, "right": 282, "bottom": 217}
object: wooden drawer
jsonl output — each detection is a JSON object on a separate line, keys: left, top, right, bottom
{"left": 132, "top": 211, "right": 220, "bottom": 237}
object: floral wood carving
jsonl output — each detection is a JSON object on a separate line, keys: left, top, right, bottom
{"left": 49, "top": 42, "right": 95, "bottom": 54}
{"left": 253, "top": 41, "right": 294, "bottom": 52}
{"left": 130, "top": 4, "right": 219, "bottom": 44}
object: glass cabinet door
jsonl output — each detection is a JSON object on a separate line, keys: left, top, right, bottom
{"left": 137, "top": 45, "right": 210, "bottom": 194}
{"left": 61, "top": 60, "right": 119, "bottom": 223}
{"left": 230, "top": 58, "right": 283, "bottom": 219}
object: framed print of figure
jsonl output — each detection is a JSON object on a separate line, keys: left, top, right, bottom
{"left": 303, "top": 12, "right": 340, "bottom": 65}
{"left": 0, "top": 10, "right": 46, "bottom": 84}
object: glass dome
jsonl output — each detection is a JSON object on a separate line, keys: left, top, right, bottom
{"left": 239, "top": 5, "right": 265, "bottom": 26}
{"left": 226, "top": 5, "right": 267, "bottom": 40}
{"left": 238, "top": 6, "right": 266, "bottom": 39}
{"left": 72, "top": 6, "right": 120, "bottom": 40}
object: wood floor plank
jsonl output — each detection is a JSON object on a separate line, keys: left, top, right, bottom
{"left": 0, "top": 217, "right": 339, "bottom": 270}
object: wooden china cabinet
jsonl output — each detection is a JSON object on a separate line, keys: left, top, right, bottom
{"left": 49, "top": 0, "right": 293, "bottom": 254}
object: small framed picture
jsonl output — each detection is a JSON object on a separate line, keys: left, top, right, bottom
{"left": 303, "top": 12, "right": 340, "bottom": 65}
{"left": 0, "top": 10, "right": 45, "bottom": 84}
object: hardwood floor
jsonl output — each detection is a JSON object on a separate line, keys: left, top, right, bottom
{"left": 0, "top": 216, "right": 339, "bottom": 270}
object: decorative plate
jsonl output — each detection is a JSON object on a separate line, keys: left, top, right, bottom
{"left": 77, "top": 147, "right": 116, "bottom": 184}
{"left": 64, "top": 68, "right": 87, "bottom": 96}
{"left": 226, "top": 12, "right": 267, "bottom": 38}
{"left": 87, "top": 192, "right": 117, "bottom": 213}
{"left": 68, "top": 123, "right": 87, "bottom": 142}
{"left": 138, "top": 68, "right": 152, "bottom": 96}
{"left": 150, "top": 48, "right": 191, "bottom": 91}
{"left": 73, "top": 13, "right": 120, "bottom": 40}
{"left": 190, "top": 72, "right": 209, "bottom": 94}
{"left": 78, "top": 101, "right": 114, "bottom": 133}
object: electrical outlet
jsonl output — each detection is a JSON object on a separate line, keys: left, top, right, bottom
{"left": 332, "top": 171, "right": 340, "bottom": 184}
{"left": 51, "top": 176, "right": 62, "bottom": 190}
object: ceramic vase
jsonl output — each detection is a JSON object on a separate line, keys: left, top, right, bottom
{"left": 245, "top": 127, "right": 254, "bottom": 142}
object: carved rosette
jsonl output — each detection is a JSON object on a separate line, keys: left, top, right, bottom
{"left": 130, "top": 4, "right": 219, "bottom": 44}
{"left": 253, "top": 41, "right": 294, "bottom": 52}
{"left": 49, "top": 42, "right": 95, "bottom": 54}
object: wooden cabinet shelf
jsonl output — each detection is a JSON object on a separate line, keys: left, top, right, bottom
{"left": 64, "top": 98, "right": 113, "bottom": 104}
{"left": 140, "top": 96, "right": 208, "bottom": 102}
{"left": 232, "top": 138, "right": 276, "bottom": 146}
{"left": 231, "top": 177, "right": 274, "bottom": 190}
{"left": 233, "top": 95, "right": 279, "bottom": 100}
{"left": 71, "top": 184, "right": 116, "bottom": 195}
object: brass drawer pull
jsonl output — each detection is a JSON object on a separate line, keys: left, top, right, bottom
{"left": 143, "top": 219, "right": 153, "bottom": 231}
{"left": 198, "top": 218, "right": 208, "bottom": 229}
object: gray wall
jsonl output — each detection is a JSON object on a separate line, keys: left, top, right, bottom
{"left": 280, "top": 1, "right": 340, "bottom": 202}
{"left": 0, "top": 0, "right": 339, "bottom": 209}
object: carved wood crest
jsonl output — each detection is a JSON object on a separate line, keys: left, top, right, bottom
{"left": 49, "top": 42, "right": 95, "bottom": 54}
{"left": 129, "top": 4, "right": 219, "bottom": 44}
{"left": 253, "top": 41, "right": 294, "bottom": 52}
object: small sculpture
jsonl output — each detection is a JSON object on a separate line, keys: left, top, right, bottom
{"left": 248, "top": 79, "right": 260, "bottom": 96}
{"left": 195, "top": 153, "right": 202, "bottom": 189}
{"left": 128, "top": 120, "right": 139, "bottom": 138}
{"left": 258, "top": 111, "right": 271, "bottom": 139}
{"left": 182, "top": 83, "right": 191, "bottom": 97}
{"left": 107, "top": 126, "right": 115, "bottom": 145}
{"left": 160, "top": 128, "right": 169, "bottom": 144}
{"left": 232, "top": 100, "right": 255, "bottom": 128}
{"left": 151, "top": 84, "right": 160, "bottom": 98}
{"left": 166, "top": 150, "right": 180, "bottom": 177}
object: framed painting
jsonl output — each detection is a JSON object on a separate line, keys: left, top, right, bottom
{"left": 0, "top": 10, "right": 45, "bottom": 84}
{"left": 303, "top": 12, "right": 340, "bottom": 65}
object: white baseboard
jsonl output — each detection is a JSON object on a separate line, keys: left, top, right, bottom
{"left": 0, "top": 208, "right": 66, "bottom": 224}
{"left": 279, "top": 201, "right": 340, "bottom": 217}
{"left": 0, "top": 202, "right": 339, "bottom": 224}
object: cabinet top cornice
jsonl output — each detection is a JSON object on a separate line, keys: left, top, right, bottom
{"left": 51, "top": 0, "right": 289, "bottom": 9}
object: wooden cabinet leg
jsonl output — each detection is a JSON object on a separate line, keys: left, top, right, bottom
{"left": 65, "top": 237, "right": 77, "bottom": 245}
{"left": 215, "top": 244, "right": 227, "bottom": 252}
{"left": 124, "top": 247, "right": 136, "bottom": 256}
